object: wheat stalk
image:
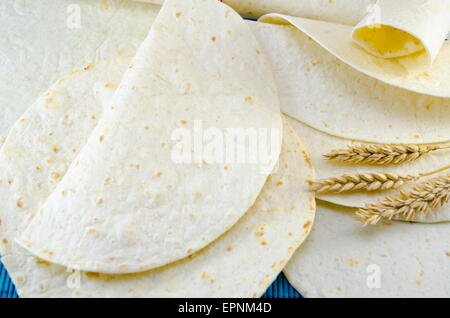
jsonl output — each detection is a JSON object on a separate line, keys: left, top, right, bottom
{"left": 324, "top": 144, "right": 449, "bottom": 165}
{"left": 356, "top": 174, "right": 450, "bottom": 225}
{"left": 310, "top": 172, "right": 417, "bottom": 194}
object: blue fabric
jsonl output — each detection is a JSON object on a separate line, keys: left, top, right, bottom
{"left": 0, "top": 261, "right": 18, "bottom": 298}
{"left": 0, "top": 259, "right": 300, "bottom": 298}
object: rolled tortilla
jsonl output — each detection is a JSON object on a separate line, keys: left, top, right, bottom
{"left": 284, "top": 201, "right": 450, "bottom": 298}
{"left": 250, "top": 22, "right": 450, "bottom": 144}
{"left": 225, "top": 0, "right": 450, "bottom": 72}
{"left": 287, "top": 116, "right": 450, "bottom": 223}
{"left": 140, "top": 1, "right": 450, "bottom": 75}
{"left": 18, "top": 0, "right": 283, "bottom": 274}
{"left": 0, "top": 0, "right": 158, "bottom": 147}
{"left": 259, "top": 14, "right": 450, "bottom": 98}
{"left": 352, "top": 0, "right": 450, "bottom": 71}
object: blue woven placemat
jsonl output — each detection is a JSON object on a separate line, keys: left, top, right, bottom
{"left": 0, "top": 259, "right": 300, "bottom": 298}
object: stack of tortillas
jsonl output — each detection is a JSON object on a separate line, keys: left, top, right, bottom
{"left": 0, "top": 0, "right": 449, "bottom": 298}
{"left": 0, "top": 0, "right": 314, "bottom": 297}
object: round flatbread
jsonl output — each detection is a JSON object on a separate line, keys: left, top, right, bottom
{"left": 284, "top": 201, "right": 450, "bottom": 298}
{"left": 18, "top": 0, "right": 283, "bottom": 274}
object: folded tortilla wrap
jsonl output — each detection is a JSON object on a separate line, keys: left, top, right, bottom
{"left": 0, "top": 57, "right": 314, "bottom": 296}
{"left": 2, "top": 117, "right": 314, "bottom": 297}
{"left": 18, "top": 0, "right": 283, "bottom": 274}
{"left": 0, "top": 0, "right": 159, "bottom": 147}
{"left": 0, "top": 59, "right": 130, "bottom": 256}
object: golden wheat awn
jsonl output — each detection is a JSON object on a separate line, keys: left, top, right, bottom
{"left": 310, "top": 172, "right": 417, "bottom": 193}
{"left": 356, "top": 174, "right": 450, "bottom": 225}
{"left": 324, "top": 144, "right": 450, "bottom": 165}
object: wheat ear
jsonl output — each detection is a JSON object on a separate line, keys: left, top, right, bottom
{"left": 310, "top": 173, "right": 417, "bottom": 194}
{"left": 356, "top": 174, "right": 450, "bottom": 225}
{"left": 324, "top": 144, "right": 449, "bottom": 165}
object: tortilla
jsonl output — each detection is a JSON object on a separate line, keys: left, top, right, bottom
{"left": 18, "top": 0, "right": 283, "bottom": 274}
{"left": 249, "top": 22, "right": 450, "bottom": 144}
{"left": 260, "top": 14, "right": 450, "bottom": 98}
{"left": 352, "top": 0, "right": 450, "bottom": 71}
{"left": 0, "top": 0, "right": 159, "bottom": 147}
{"left": 0, "top": 59, "right": 130, "bottom": 256}
{"left": 142, "top": 1, "right": 450, "bottom": 91}
{"left": 284, "top": 201, "right": 450, "bottom": 298}
{"left": 2, "top": 118, "right": 315, "bottom": 298}
{"left": 141, "top": 0, "right": 374, "bottom": 25}
{"left": 287, "top": 116, "right": 450, "bottom": 223}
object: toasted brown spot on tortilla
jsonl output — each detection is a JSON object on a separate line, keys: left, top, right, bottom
{"left": 2, "top": 238, "right": 8, "bottom": 244}
{"left": 91, "top": 115, "right": 97, "bottom": 120}
{"left": 254, "top": 231, "right": 264, "bottom": 237}
{"left": 415, "top": 280, "right": 422, "bottom": 286}
{"left": 104, "top": 83, "right": 117, "bottom": 89}
{"left": 175, "top": 12, "right": 182, "bottom": 18}
{"left": 180, "top": 120, "right": 188, "bottom": 125}
{"left": 51, "top": 172, "right": 61, "bottom": 180}
{"left": 346, "top": 258, "right": 358, "bottom": 267}
{"left": 211, "top": 36, "right": 217, "bottom": 42}
{"left": 86, "top": 228, "right": 97, "bottom": 235}
{"left": 43, "top": 250, "right": 54, "bottom": 257}
{"left": 16, "top": 198, "right": 25, "bottom": 208}
{"left": 187, "top": 248, "right": 193, "bottom": 253}
{"left": 303, "top": 221, "right": 312, "bottom": 229}
{"left": 226, "top": 246, "right": 233, "bottom": 252}
{"left": 144, "top": 126, "right": 150, "bottom": 130}
{"left": 193, "top": 192, "right": 202, "bottom": 198}
{"left": 104, "top": 178, "right": 112, "bottom": 185}
{"left": 97, "top": 198, "right": 105, "bottom": 206}
{"left": 99, "top": 136, "right": 105, "bottom": 142}
{"left": 446, "top": 252, "right": 450, "bottom": 257}
{"left": 288, "top": 232, "right": 293, "bottom": 237}
{"left": 260, "top": 241, "right": 268, "bottom": 246}
{"left": 130, "top": 164, "right": 140, "bottom": 169}
{"left": 52, "top": 146, "right": 60, "bottom": 153}
{"left": 15, "top": 275, "right": 25, "bottom": 284}
{"left": 35, "top": 258, "right": 50, "bottom": 266}
{"left": 7, "top": 180, "right": 13, "bottom": 185}
{"left": 245, "top": 96, "right": 254, "bottom": 104}
{"left": 39, "top": 283, "right": 47, "bottom": 292}
{"left": 154, "top": 171, "right": 163, "bottom": 178}
{"left": 276, "top": 181, "right": 283, "bottom": 187}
